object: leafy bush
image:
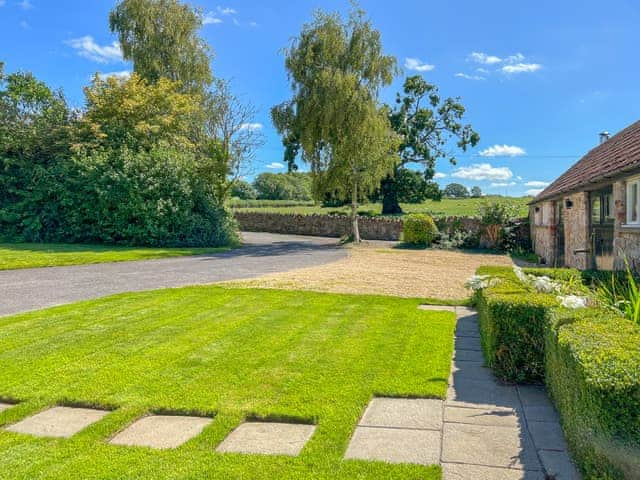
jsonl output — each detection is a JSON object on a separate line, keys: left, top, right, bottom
{"left": 402, "top": 213, "right": 438, "bottom": 246}
{"left": 594, "top": 263, "right": 640, "bottom": 325}
{"left": 476, "top": 266, "right": 640, "bottom": 478}
{"left": 479, "top": 201, "right": 520, "bottom": 250}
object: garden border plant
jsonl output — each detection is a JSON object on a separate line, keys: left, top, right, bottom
{"left": 471, "top": 266, "right": 640, "bottom": 479}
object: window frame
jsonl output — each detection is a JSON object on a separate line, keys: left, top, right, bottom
{"left": 625, "top": 176, "right": 640, "bottom": 226}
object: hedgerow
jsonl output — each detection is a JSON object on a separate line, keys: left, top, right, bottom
{"left": 475, "top": 266, "right": 640, "bottom": 479}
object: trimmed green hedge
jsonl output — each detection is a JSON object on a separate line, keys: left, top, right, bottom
{"left": 476, "top": 266, "right": 640, "bottom": 479}
{"left": 402, "top": 214, "right": 438, "bottom": 246}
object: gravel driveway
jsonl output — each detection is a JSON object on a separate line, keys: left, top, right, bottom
{"left": 0, "top": 232, "right": 346, "bottom": 317}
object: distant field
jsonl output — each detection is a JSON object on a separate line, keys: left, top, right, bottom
{"left": 228, "top": 196, "right": 532, "bottom": 218}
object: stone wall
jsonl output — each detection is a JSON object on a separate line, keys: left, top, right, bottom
{"left": 235, "top": 212, "right": 403, "bottom": 240}
{"left": 235, "top": 211, "right": 531, "bottom": 246}
{"left": 530, "top": 201, "right": 557, "bottom": 265}
{"left": 613, "top": 179, "right": 640, "bottom": 270}
{"left": 563, "top": 192, "right": 591, "bottom": 269}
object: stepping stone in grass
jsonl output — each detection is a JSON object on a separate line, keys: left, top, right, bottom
{"left": 418, "top": 305, "right": 457, "bottom": 312}
{"left": 0, "top": 403, "right": 16, "bottom": 414}
{"left": 359, "top": 397, "right": 443, "bottom": 430}
{"left": 345, "top": 426, "right": 441, "bottom": 466}
{"left": 217, "top": 422, "right": 316, "bottom": 456}
{"left": 442, "top": 462, "right": 545, "bottom": 479}
{"left": 110, "top": 415, "right": 212, "bottom": 449}
{"left": 6, "top": 406, "right": 109, "bottom": 438}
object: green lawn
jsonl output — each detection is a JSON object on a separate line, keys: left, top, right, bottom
{"left": 0, "top": 287, "right": 455, "bottom": 479}
{"left": 229, "top": 195, "right": 531, "bottom": 218}
{"left": 0, "top": 243, "right": 234, "bottom": 270}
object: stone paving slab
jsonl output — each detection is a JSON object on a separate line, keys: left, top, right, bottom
{"left": 443, "top": 463, "right": 545, "bottom": 480}
{"left": 345, "top": 426, "right": 441, "bottom": 465}
{"left": 110, "top": 415, "right": 212, "bottom": 449}
{"left": 6, "top": 406, "right": 108, "bottom": 438}
{"left": 444, "top": 406, "right": 520, "bottom": 428}
{"left": 523, "top": 405, "right": 560, "bottom": 423}
{"left": 217, "top": 422, "right": 316, "bottom": 456}
{"left": 455, "top": 307, "right": 478, "bottom": 318}
{"left": 455, "top": 320, "right": 480, "bottom": 338}
{"left": 454, "top": 348, "right": 484, "bottom": 362}
{"left": 517, "top": 386, "right": 552, "bottom": 407}
{"left": 455, "top": 336, "right": 482, "bottom": 351}
{"left": 442, "top": 423, "right": 541, "bottom": 471}
{"left": 0, "top": 403, "right": 15, "bottom": 414}
{"left": 450, "top": 360, "right": 495, "bottom": 382}
{"left": 527, "top": 421, "right": 568, "bottom": 451}
{"left": 446, "top": 377, "right": 521, "bottom": 411}
{"left": 538, "top": 449, "right": 581, "bottom": 479}
{"left": 359, "top": 397, "right": 443, "bottom": 431}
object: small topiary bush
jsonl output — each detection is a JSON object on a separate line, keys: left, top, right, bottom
{"left": 402, "top": 214, "right": 438, "bottom": 246}
{"left": 475, "top": 266, "right": 640, "bottom": 479}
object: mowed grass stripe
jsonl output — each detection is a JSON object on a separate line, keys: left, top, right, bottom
{"left": 0, "top": 287, "right": 453, "bottom": 479}
{"left": 0, "top": 243, "right": 233, "bottom": 270}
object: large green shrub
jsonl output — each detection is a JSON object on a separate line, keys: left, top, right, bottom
{"left": 476, "top": 266, "right": 640, "bottom": 479}
{"left": 402, "top": 213, "right": 438, "bottom": 246}
{"left": 253, "top": 172, "right": 312, "bottom": 201}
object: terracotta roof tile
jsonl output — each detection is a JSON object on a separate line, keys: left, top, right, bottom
{"left": 534, "top": 120, "right": 640, "bottom": 202}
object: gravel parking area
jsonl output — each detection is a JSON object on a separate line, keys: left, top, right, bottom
{"left": 224, "top": 242, "right": 514, "bottom": 300}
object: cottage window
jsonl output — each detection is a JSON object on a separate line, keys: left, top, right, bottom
{"left": 626, "top": 177, "right": 640, "bottom": 225}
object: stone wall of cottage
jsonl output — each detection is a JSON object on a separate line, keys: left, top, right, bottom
{"left": 530, "top": 201, "right": 557, "bottom": 265}
{"left": 563, "top": 192, "right": 591, "bottom": 269}
{"left": 613, "top": 180, "right": 640, "bottom": 270}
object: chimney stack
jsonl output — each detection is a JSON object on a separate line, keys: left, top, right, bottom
{"left": 599, "top": 131, "right": 610, "bottom": 144}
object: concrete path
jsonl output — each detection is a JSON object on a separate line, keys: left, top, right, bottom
{"left": 344, "top": 306, "right": 581, "bottom": 479}
{"left": 0, "top": 232, "right": 346, "bottom": 317}
{"left": 438, "top": 306, "right": 579, "bottom": 479}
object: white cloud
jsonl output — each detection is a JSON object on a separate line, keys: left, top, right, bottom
{"left": 232, "top": 18, "right": 240, "bottom": 26}
{"left": 525, "top": 180, "right": 550, "bottom": 188}
{"left": 468, "top": 52, "right": 502, "bottom": 65}
{"left": 0, "top": 1, "right": 6, "bottom": 7}
{"left": 95, "top": 70, "right": 131, "bottom": 81}
{"left": 455, "top": 72, "right": 484, "bottom": 81}
{"left": 505, "top": 53, "right": 525, "bottom": 63}
{"left": 404, "top": 57, "right": 435, "bottom": 72}
{"left": 248, "top": 21, "right": 258, "bottom": 27}
{"left": 434, "top": 172, "right": 447, "bottom": 179}
{"left": 266, "top": 162, "right": 284, "bottom": 170}
{"left": 501, "top": 63, "right": 541, "bottom": 74}
{"left": 490, "top": 182, "right": 516, "bottom": 188}
{"left": 452, "top": 163, "right": 513, "bottom": 181}
{"left": 516, "top": 175, "right": 523, "bottom": 181}
{"left": 19, "top": 20, "right": 29, "bottom": 29}
{"left": 479, "top": 144, "right": 526, "bottom": 157}
{"left": 217, "top": 6, "right": 237, "bottom": 15}
{"left": 526, "top": 188, "right": 544, "bottom": 196}
{"left": 18, "top": 0, "right": 32, "bottom": 10}
{"left": 240, "top": 122, "right": 263, "bottom": 131}
{"left": 66, "top": 36, "right": 123, "bottom": 63}
{"left": 203, "top": 12, "right": 223, "bottom": 25}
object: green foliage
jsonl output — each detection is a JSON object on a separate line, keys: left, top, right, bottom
{"left": 109, "top": 0, "right": 213, "bottom": 94}
{"left": 230, "top": 180, "right": 257, "bottom": 200}
{"left": 479, "top": 200, "right": 519, "bottom": 225}
{"left": 60, "top": 147, "right": 237, "bottom": 247}
{"left": 470, "top": 186, "right": 482, "bottom": 198}
{"left": 402, "top": 214, "right": 438, "bottom": 246}
{"left": 275, "top": 6, "right": 400, "bottom": 240}
{"left": 594, "top": 262, "right": 640, "bottom": 325}
{"left": 77, "top": 73, "right": 202, "bottom": 153}
{"left": 476, "top": 266, "right": 640, "bottom": 478}
{"left": 443, "top": 183, "right": 469, "bottom": 198}
{"left": 253, "top": 172, "right": 312, "bottom": 201}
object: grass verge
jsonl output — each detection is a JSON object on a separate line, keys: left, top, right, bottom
{"left": 0, "top": 243, "right": 234, "bottom": 270}
{"left": 0, "top": 286, "right": 454, "bottom": 479}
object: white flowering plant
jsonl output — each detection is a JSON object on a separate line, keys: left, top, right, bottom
{"left": 557, "top": 295, "right": 588, "bottom": 309}
{"left": 465, "top": 275, "right": 498, "bottom": 291}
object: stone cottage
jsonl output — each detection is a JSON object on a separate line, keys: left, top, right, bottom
{"left": 530, "top": 120, "right": 640, "bottom": 270}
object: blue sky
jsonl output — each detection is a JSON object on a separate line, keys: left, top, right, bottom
{"left": 2, "top": 0, "right": 639, "bottom": 196}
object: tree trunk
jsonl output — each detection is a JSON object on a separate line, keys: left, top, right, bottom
{"left": 351, "top": 179, "right": 361, "bottom": 243}
{"left": 381, "top": 173, "right": 403, "bottom": 215}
